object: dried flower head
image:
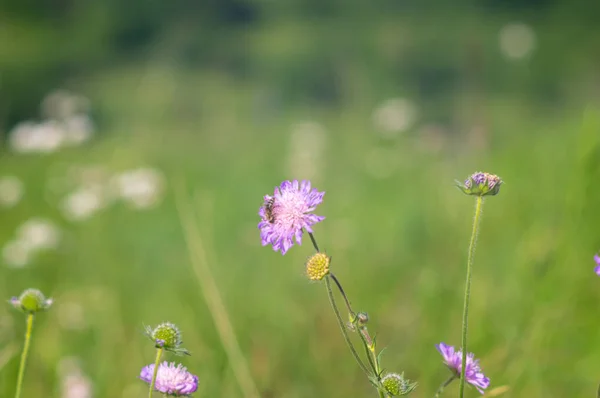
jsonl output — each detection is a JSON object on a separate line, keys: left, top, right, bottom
{"left": 594, "top": 254, "right": 600, "bottom": 276}
{"left": 145, "top": 322, "right": 189, "bottom": 355}
{"left": 305, "top": 252, "right": 330, "bottom": 281}
{"left": 258, "top": 180, "right": 325, "bottom": 255}
{"left": 140, "top": 362, "right": 198, "bottom": 396}
{"left": 9, "top": 288, "right": 53, "bottom": 313}
{"left": 381, "top": 373, "right": 418, "bottom": 396}
{"left": 436, "top": 342, "right": 490, "bottom": 394}
{"left": 457, "top": 172, "right": 502, "bottom": 197}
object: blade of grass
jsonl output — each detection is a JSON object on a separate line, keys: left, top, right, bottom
{"left": 173, "top": 178, "right": 260, "bottom": 398}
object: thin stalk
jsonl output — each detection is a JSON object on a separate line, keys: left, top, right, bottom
{"left": 435, "top": 375, "right": 457, "bottom": 398}
{"left": 308, "top": 232, "right": 320, "bottom": 252}
{"left": 325, "top": 275, "right": 371, "bottom": 376}
{"left": 148, "top": 348, "right": 163, "bottom": 398}
{"left": 358, "top": 327, "right": 378, "bottom": 376}
{"left": 330, "top": 272, "right": 356, "bottom": 315}
{"left": 458, "top": 196, "right": 484, "bottom": 398}
{"left": 14, "top": 313, "right": 34, "bottom": 398}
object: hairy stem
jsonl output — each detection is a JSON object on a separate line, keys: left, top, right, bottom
{"left": 325, "top": 275, "right": 371, "bottom": 376}
{"left": 14, "top": 314, "right": 34, "bottom": 398}
{"left": 435, "top": 375, "right": 457, "bottom": 398}
{"left": 148, "top": 348, "right": 163, "bottom": 398}
{"left": 458, "top": 196, "right": 484, "bottom": 398}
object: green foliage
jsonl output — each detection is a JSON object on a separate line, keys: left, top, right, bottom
{"left": 0, "top": 3, "right": 599, "bottom": 397}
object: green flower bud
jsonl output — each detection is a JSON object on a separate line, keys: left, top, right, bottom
{"left": 456, "top": 172, "right": 502, "bottom": 197}
{"left": 381, "top": 373, "right": 417, "bottom": 396}
{"left": 145, "top": 322, "right": 190, "bottom": 355}
{"left": 9, "top": 288, "right": 53, "bottom": 314}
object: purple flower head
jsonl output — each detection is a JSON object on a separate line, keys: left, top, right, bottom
{"left": 140, "top": 362, "right": 198, "bottom": 396}
{"left": 436, "top": 343, "right": 490, "bottom": 394}
{"left": 258, "top": 180, "right": 325, "bottom": 255}
{"left": 594, "top": 254, "right": 600, "bottom": 276}
{"left": 458, "top": 172, "right": 502, "bottom": 197}
{"left": 464, "top": 172, "right": 487, "bottom": 188}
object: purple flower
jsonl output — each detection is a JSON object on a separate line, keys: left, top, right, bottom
{"left": 258, "top": 180, "right": 325, "bottom": 255}
{"left": 458, "top": 172, "right": 502, "bottom": 197}
{"left": 436, "top": 343, "right": 490, "bottom": 394}
{"left": 594, "top": 254, "right": 600, "bottom": 276}
{"left": 140, "top": 362, "right": 198, "bottom": 396}
{"left": 464, "top": 172, "right": 487, "bottom": 188}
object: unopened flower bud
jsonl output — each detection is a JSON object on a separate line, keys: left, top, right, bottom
{"left": 145, "top": 322, "right": 190, "bottom": 355}
{"left": 457, "top": 172, "right": 502, "bottom": 197}
{"left": 305, "top": 252, "right": 330, "bottom": 281}
{"left": 381, "top": 373, "right": 417, "bottom": 396}
{"left": 357, "top": 312, "right": 369, "bottom": 325}
{"left": 9, "top": 288, "right": 53, "bottom": 314}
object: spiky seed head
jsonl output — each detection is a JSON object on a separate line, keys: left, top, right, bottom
{"left": 381, "top": 373, "right": 418, "bottom": 396}
{"left": 305, "top": 252, "right": 330, "bottom": 281}
{"left": 9, "top": 288, "right": 53, "bottom": 314}
{"left": 145, "top": 322, "right": 190, "bottom": 355}
{"left": 457, "top": 172, "right": 503, "bottom": 197}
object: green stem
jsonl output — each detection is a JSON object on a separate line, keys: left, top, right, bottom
{"left": 330, "top": 273, "right": 356, "bottom": 316}
{"left": 148, "top": 348, "right": 163, "bottom": 398}
{"left": 435, "top": 375, "right": 457, "bottom": 398}
{"left": 325, "top": 275, "right": 371, "bottom": 376}
{"left": 358, "top": 327, "right": 378, "bottom": 376}
{"left": 14, "top": 313, "right": 34, "bottom": 398}
{"left": 458, "top": 196, "right": 483, "bottom": 398}
{"left": 308, "top": 232, "right": 320, "bottom": 252}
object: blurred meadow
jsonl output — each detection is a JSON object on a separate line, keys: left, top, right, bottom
{"left": 1, "top": 1, "right": 600, "bottom": 397}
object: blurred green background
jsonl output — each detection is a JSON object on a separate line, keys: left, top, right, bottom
{"left": 1, "top": 0, "right": 600, "bottom": 397}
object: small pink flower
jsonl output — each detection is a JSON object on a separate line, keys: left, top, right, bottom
{"left": 258, "top": 180, "right": 325, "bottom": 255}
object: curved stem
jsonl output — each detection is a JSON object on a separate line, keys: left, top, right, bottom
{"left": 325, "top": 275, "right": 371, "bottom": 376}
{"left": 14, "top": 313, "right": 34, "bottom": 398}
{"left": 330, "top": 273, "right": 356, "bottom": 315}
{"left": 148, "top": 348, "right": 163, "bottom": 398}
{"left": 458, "top": 196, "right": 484, "bottom": 398}
{"left": 435, "top": 375, "right": 456, "bottom": 398}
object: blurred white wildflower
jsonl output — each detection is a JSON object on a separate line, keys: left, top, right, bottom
{"left": 61, "top": 185, "right": 107, "bottom": 221}
{"left": 499, "top": 23, "right": 536, "bottom": 60}
{"left": 8, "top": 121, "right": 65, "bottom": 154}
{"left": 372, "top": 98, "right": 417, "bottom": 137}
{"left": 57, "top": 302, "right": 87, "bottom": 331}
{"left": 8, "top": 90, "right": 93, "bottom": 154}
{"left": 16, "top": 218, "right": 61, "bottom": 250}
{"left": 2, "top": 240, "right": 31, "bottom": 268}
{"left": 110, "top": 168, "right": 164, "bottom": 209}
{"left": 62, "top": 115, "right": 94, "bottom": 146}
{"left": 364, "top": 147, "right": 400, "bottom": 179}
{"left": 58, "top": 357, "right": 93, "bottom": 398}
{"left": 287, "top": 121, "right": 327, "bottom": 181}
{"left": 0, "top": 176, "right": 24, "bottom": 208}
{"left": 41, "top": 90, "right": 91, "bottom": 120}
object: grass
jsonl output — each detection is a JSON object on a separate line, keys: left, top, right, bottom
{"left": 0, "top": 61, "right": 599, "bottom": 398}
